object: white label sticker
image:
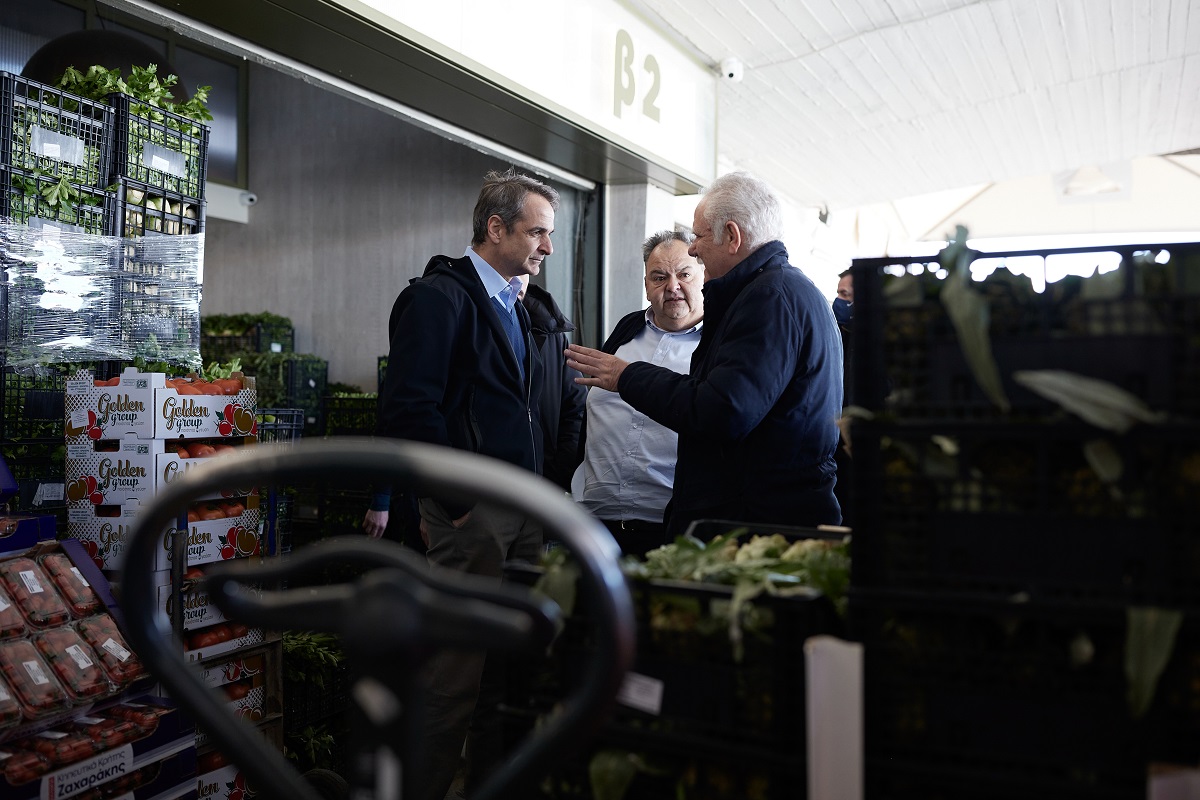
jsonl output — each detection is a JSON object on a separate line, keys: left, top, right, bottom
{"left": 270, "top": 342, "right": 282, "bottom": 353}
{"left": 70, "top": 567, "right": 90, "bottom": 588}
{"left": 33, "top": 483, "right": 65, "bottom": 505}
{"left": 19, "top": 570, "right": 44, "bottom": 594}
{"left": 615, "top": 671, "right": 664, "bottom": 715}
{"left": 150, "top": 154, "right": 172, "bottom": 171}
{"left": 22, "top": 660, "right": 50, "bottom": 686}
{"left": 41, "top": 142, "right": 61, "bottom": 159}
{"left": 102, "top": 637, "right": 132, "bottom": 662}
{"left": 70, "top": 408, "right": 91, "bottom": 430}
{"left": 66, "top": 644, "right": 94, "bottom": 670}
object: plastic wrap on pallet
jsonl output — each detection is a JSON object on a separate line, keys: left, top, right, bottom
{"left": 118, "top": 233, "right": 204, "bottom": 371}
{"left": 0, "top": 218, "right": 122, "bottom": 366}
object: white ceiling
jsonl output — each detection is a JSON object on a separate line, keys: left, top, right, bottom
{"left": 631, "top": 0, "right": 1200, "bottom": 212}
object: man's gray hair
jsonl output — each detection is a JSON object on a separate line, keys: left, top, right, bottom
{"left": 471, "top": 168, "right": 560, "bottom": 246}
{"left": 641, "top": 229, "right": 694, "bottom": 264}
{"left": 699, "top": 172, "right": 783, "bottom": 252}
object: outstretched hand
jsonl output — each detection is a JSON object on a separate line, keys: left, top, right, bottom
{"left": 566, "top": 344, "right": 628, "bottom": 392}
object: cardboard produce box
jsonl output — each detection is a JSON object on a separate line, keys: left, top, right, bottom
{"left": 65, "top": 368, "right": 256, "bottom": 441}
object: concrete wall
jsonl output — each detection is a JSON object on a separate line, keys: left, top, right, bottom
{"left": 202, "top": 64, "right": 583, "bottom": 391}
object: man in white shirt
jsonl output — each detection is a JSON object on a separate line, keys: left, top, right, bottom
{"left": 571, "top": 230, "right": 703, "bottom": 554}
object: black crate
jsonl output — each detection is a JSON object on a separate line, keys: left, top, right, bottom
{"left": 283, "top": 662, "right": 350, "bottom": 728}
{"left": 0, "top": 164, "right": 110, "bottom": 234}
{"left": 0, "top": 72, "right": 113, "bottom": 189}
{"left": 849, "top": 423, "right": 1200, "bottom": 604}
{"left": 0, "top": 365, "right": 69, "bottom": 442}
{"left": 109, "top": 92, "right": 209, "bottom": 201}
{"left": 506, "top": 564, "right": 841, "bottom": 757}
{"left": 109, "top": 177, "right": 204, "bottom": 238}
{"left": 118, "top": 280, "right": 202, "bottom": 369}
{"left": 287, "top": 358, "right": 328, "bottom": 434}
{"left": 257, "top": 408, "right": 305, "bottom": 446}
{"left": 322, "top": 395, "right": 378, "bottom": 436}
{"left": 852, "top": 590, "right": 1200, "bottom": 797}
{"left": 201, "top": 323, "right": 295, "bottom": 362}
{"left": 852, "top": 243, "right": 1200, "bottom": 422}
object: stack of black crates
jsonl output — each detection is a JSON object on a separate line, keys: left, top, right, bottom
{"left": 848, "top": 241, "right": 1200, "bottom": 799}
{"left": 0, "top": 71, "right": 210, "bottom": 524}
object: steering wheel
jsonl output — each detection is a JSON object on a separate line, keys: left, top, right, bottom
{"left": 119, "top": 437, "right": 636, "bottom": 800}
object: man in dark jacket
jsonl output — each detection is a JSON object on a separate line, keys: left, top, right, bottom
{"left": 517, "top": 276, "right": 586, "bottom": 490}
{"left": 364, "top": 168, "right": 558, "bottom": 800}
{"left": 567, "top": 172, "right": 843, "bottom": 537}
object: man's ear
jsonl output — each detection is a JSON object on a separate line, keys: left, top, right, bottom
{"left": 725, "top": 221, "right": 743, "bottom": 253}
{"left": 486, "top": 214, "right": 506, "bottom": 243}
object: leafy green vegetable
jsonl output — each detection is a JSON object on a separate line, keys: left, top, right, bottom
{"left": 200, "top": 358, "right": 243, "bottom": 383}
{"left": 1126, "top": 606, "right": 1182, "bottom": 718}
{"left": 54, "top": 63, "right": 212, "bottom": 123}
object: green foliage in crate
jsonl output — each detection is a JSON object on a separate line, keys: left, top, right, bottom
{"left": 282, "top": 631, "right": 343, "bottom": 690}
{"left": 201, "top": 312, "right": 294, "bottom": 337}
{"left": 6, "top": 172, "right": 105, "bottom": 233}
{"left": 7, "top": 76, "right": 109, "bottom": 185}
{"left": 55, "top": 64, "right": 212, "bottom": 125}
{"left": 284, "top": 723, "right": 338, "bottom": 772}
{"left": 238, "top": 352, "right": 325, "bottom": 408}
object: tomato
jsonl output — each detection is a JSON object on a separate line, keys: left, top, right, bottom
{"left": 75, "top": 614, "right": 144, "bottom": 687}
{"left": 39, "top": 553, "right": 101, "bottom": 617}
{"left": 0, "top": 748, "right": 50, "bottom": 785}
{"left": 0, "top": 586, "right": 26, "bottom": 640}
{"left": 224, "top": 680, "right": 251, "bottom": 701}
{"left": 187, "top": 630, "right": 220, "bottom": 651}
{"left": 175, "top": 444, "right": 191, "bottom": 458}
{"left": 32, "top": 628, "right": 111, "bottom": 701}
{"left": 211, "top": 624, "right": 232, "bottom": 643}
{"left": 197, "top": 749, "right": 228, "bottom": 772}
{"left": 190, "top": 443, "right": 217, "bottom": 458}
{"left": 228, "top": 623, "right": 249, "bottom": 640}
{"left": 0, "top": 639, "right": 70, "bottom": 718}
{"left": 0, "top": 558, "right": 70, "bottom": 628}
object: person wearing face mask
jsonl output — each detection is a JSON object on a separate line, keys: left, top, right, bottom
{"left": 834, "top": 269, "right": 854, "bottom": 402}
{"left": 570, "top": 230, "right": 704, "bottom": 555}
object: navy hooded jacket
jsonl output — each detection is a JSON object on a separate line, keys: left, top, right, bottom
{"left": 617, "top": 241, "right": 843, "bottom": 535}
{"left": 375, "top": 253, "right": 543, "bottom": 518}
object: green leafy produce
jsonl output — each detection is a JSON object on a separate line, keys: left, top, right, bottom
{"left": 54, "top": 64, "right": 212, "bottom": 123}
{"left": 282, "top": 631, "right": 343, "bottom": 690}
{"left": 201, "top": 312, "right": 294, "bottom": 337}
{"left": 200, "top": 358, "right": 243, "bottom": 383}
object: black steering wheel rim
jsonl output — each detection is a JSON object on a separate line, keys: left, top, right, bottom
{"left": 120, "top": 436, "right": 635, "bottom": 800}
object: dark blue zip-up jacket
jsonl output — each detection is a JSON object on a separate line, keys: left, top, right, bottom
{"left": 617, "top": 241, "right": 843, "bottom": 536}
{"left": 374, "top": 254, "right": 543, "bottom": 518}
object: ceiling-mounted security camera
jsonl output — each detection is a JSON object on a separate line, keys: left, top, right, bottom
{"left": 719, "top": 56, "right": 744, "bottom": 83}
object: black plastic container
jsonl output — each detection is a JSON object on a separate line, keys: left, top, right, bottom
{"left": 0, "top": 72, "right": 113, "bottom": 189}
{"left": 851, "top": 242, "right": 1200, "bottom": 422}
{"left": 0, "top": 164, "right": 110, "bottom": 234}
{"left": 321, "top": 395, "right": 378, "bottom": 437}
{"left": 109, "top": 176, "right": 204, "bottom": 238}
{"left": 852, "top": 589, "right": 1200, "bottom": 799}
{"left": 108, "top": 92, "right": 209, "bottom": 201}
{"left": 849, "top": 421, "right": 1200, "bottom": 605}
{"left": 201, "top": 323, "right": 295, "bottom": 363}
{"left": 256, "top": 408, "right": 305, "bottom": 446}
